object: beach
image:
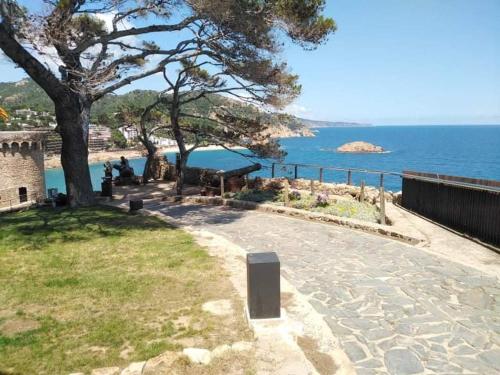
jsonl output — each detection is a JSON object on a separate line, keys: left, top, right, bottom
{"left": 44, "top": 144, "right": 244, "bottom": 169}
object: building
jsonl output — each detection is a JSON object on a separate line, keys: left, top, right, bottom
{"left": 150, "top": 135, "right": 177, "bottom": 147}
{"left": 0, "top": 131, "right": 47, "bottom": 211}
{"left": 44, "top": 124, "right": 112, "bottom": 155}
{"left": 118, "top": 126, "right": 139, "bottom": 142}
{"left": 44, "top": 130, "right": 62, "bottom": 155}
{"left": 88, "top": 124, "right": 112, "bottom": 151}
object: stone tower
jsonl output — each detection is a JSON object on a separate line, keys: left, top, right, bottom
{"left": 0, "top": 131, "right": 47, "bottom": 210}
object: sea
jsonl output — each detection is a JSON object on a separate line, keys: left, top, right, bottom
{"left": 45, "top": 125, "right": 500, "bottom": 193}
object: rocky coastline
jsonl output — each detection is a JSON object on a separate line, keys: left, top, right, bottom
{"left": 337, "top": 141, "right": 385, "bottom": 153}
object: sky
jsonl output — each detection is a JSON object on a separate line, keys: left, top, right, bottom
{"left": 1, "top": 0, "right": 499, "bottom": 125}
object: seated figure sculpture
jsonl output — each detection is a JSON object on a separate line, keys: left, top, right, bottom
{"left": 113, "top": 156, "right": 135, "bottom": 178}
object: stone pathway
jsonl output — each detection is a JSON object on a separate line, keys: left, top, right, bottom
{"left": 140, "top": 200, "right": 500, "bottom": 374}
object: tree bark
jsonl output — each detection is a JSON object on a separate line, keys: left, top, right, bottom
{"left": 142, "top": 142, "right": 158, "bottom": 182}
{"left": 55, "top": 95, "right": 95, "bottom": 207}
{"left": 176, "top": 152, "right": 188, "bottom": 195}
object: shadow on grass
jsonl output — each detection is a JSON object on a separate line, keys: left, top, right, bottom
{"left": 0, "top": 206, "right": 168, "bottom": 251}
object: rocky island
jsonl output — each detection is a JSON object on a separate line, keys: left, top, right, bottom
{"left": 337, "top": 141, "right": 385, "bottom": 153}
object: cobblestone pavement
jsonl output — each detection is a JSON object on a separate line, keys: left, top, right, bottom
{"left": 143, "top": 201, "right": 500, "bottom": 375}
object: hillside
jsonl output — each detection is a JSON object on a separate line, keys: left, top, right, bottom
{"left": 0, "top": 79, "right": 312, "bottom": 137}
{"left": 299, "top": 118, "right": 371, "bottom": 128}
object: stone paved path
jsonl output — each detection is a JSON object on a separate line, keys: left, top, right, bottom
{"left": 142, "top": 200, "right": 500, "bottom": 374}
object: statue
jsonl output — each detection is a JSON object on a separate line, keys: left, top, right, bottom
{"left": 113, "top": 156, "right": 135, "bottom": 178}
{"left": 103, "top": 161, "right": 113, "bottom": 178}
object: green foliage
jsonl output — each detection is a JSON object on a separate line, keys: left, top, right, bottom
{"left": 111, "top": 128, "right": 127, "bottom": 148}
{"left": 235, "top": 188, "right": 379, "bottom": 223}
{"left": 233, "top": 189, "right": 278, "bottom": 203}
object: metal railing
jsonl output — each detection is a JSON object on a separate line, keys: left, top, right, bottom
{"left": 270, "top": 162, "right": 402, "bottom": 188}
{"left": 401, "top": 171, "right": 500, "bottom": 248}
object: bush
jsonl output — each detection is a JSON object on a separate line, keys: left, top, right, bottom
{"left": 233, "top": 189, "right": 277, "bottom": 203}
{"left": 315, "top": 192, "right": 329, "bottom": 207}
{"left": 289, "top": 189, "right": 301, "bottom": 201}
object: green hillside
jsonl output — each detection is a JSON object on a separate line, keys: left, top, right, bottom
{"left": 0, "top": 79, "right": 308, "bottom": 134}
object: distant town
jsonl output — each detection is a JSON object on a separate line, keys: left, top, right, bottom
{"left": 2, "top": 107, "right": 177, "bottom": 154}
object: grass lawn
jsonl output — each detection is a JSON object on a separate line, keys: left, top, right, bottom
{"left": 0, "top": 206, "right": 252, "bottom": 374}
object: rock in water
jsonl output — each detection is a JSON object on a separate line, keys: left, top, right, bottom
{"left": 336, "top": 141, "right": 384, "bottom": 153}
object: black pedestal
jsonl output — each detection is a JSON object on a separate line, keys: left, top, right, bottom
{"left": 129, "top": 199, "right": 143, "bottom": 211}
{"left": 101, "top": 179, "right": 112, "bottom": 197}
{"left": 246, "top": 252, "right": 280, "bottom": 319}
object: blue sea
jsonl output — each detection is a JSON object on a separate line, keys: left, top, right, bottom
{"left": 45, "top": 125, "right": 500, "bottom": 193}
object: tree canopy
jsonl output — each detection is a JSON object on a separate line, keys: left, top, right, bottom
{"left": 0, "top": 0, "right": 335, "bottom": 205}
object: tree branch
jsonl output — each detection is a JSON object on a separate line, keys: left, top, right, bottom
{"left": 0, "top": 23, "right": 63, "bottom": 100}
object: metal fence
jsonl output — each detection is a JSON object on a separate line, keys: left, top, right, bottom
{"left": 401, "top": 171, "right": 500, "bottom": 248}
{"left": 270, "top": 162, "right": 403, "bottom": 190}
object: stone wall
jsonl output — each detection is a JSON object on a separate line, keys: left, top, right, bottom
{"left": 0, "top": 132, "right": 46, "bottom": 209}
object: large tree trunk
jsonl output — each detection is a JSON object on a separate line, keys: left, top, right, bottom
{"left": 175, "top": 151, "right": 188, "bottom": 195}
{"left": 142, "top": 142, "right": 158, "bottom": 183}
{"left": 55, "top": 95, "right": 95, "bottom": 207}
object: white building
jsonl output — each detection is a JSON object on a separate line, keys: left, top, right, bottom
{"left": 150, "top": 135, "right": 177, "bottom": 147}
{"left": 118, "top": 126, "right": 139, "bottom": 141}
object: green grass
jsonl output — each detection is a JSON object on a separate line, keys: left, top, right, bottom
{"left": 0, "top": 207, "right": 250, "bottom": 374}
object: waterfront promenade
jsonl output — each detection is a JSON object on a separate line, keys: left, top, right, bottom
{"left": 120, "top": 198, "right": 500, "bottom": 374}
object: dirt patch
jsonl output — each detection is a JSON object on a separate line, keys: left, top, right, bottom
{"left": 281, "top": 292, "right": 295, "bottom": 308}
{"left": 0, "top": 318, "right": 40, "bottom": 337}
{"left": 297, "top": 335, "right": 337, "bottom": 375}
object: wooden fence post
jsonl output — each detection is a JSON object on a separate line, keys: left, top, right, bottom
{"left": 319, "top": 168, "right": 324, "bottom": 183}
{"left": 360, "top": 180, "right": 365, "bottom": 202}
{"left": 283, "top": 179, "right": 290, "bottom": 207}
{"left": 379, "top": 186, "right": 386, "bottom": 225}
{"left": 271, "top": 163, "right": 275, "bottom": 178}
{"left": 310, "top": 179, "right": 315, "bottom": 195}
{"left": 220, "top": 174, "right": 225, "bottom": 197}
{"left": 380, "top": 173, "right": 384, "bottom": 188}
{"left": 294, "top": 164, "right": 298, "bottom": 179}
{"left": 347, "top": 170, "right": 352, "bottom": 185}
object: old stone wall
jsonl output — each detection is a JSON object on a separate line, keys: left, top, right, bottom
{"left": 0, "top": 132, "right": 46, "bottom": 209}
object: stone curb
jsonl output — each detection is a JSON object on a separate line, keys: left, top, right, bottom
{"left": 178, "top": 195, "right": 426, "bottom": 245}
{"left": 101, "top": 201, "right": 355, "bottom": 375}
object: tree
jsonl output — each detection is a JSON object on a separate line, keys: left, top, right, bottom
{"left": 111, "top": 128, "right": 127, "bottom": 149}
{"left": 0, "top": 0, "right": 335, "bottom": 206}
{"left": 115, "top": 102, "right": 166, "bottom": 181}
{"left": 0, "top": 106, "right": 8, "bottom": 123}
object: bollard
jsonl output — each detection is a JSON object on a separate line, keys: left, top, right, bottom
{"left": 129, "top": 199, "right": 143, "bottom": 212}
{"left": 319, "top": 167, "right": 324, "bottom": 183}
{"left": 247, "top": 252, "right": 280, "bottom": 319}
{"left": 347, "top": 170, "right": 352, "bottom": 185}
{"left": 271, "top": 163, "right": 275, "bottom": 178}
{"left": 380, "top": 173, "right": 384, "bottom": 188}
{"left": 360, "top": 180, "right": 365, "bottom": 202}
{"left": 379, "top": 187, "right": 386, "bottom": 225}
{"left": 294, "top": 164, "right": 298, "bottom": 179}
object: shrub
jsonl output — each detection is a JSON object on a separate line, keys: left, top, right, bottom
{"left": 289, "top": 189, "right": 301, "bottom": 201}
{"left": 233, "top": 189, "right": 276, "bottom": 203}
{"left": 315, "top": 192, "right": 329, "bottom": 207}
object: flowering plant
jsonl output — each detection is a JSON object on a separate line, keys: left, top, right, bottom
{"left": 289, "top": 189, "right": 301, "bottom": 200}
{"left": 315, "top": 192, "right": 329, "bottom": 207}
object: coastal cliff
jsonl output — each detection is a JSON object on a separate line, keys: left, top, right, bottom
{"left": 263, "top": 123, "right": 315, "bottom": 138}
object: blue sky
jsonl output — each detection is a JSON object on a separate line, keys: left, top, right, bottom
{"left": 1, "top": 0, "right": 499, "bottom": 125}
